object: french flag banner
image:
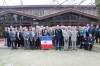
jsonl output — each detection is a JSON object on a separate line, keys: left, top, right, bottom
{"left": 40, "top": 36, "right": 52, "bottom": 49}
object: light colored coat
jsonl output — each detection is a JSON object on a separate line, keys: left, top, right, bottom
{"left": 63, "top": 30, "right": 70, "bottom": 39}
{"left": 34, "top": 30, "right": 42, "bottom": 40}
{"left": 71, "top": 31, "right": 77, "bottom": 41}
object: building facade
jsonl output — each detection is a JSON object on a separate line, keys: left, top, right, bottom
{"left": 0, "top": 5, "right": 99, "bottom": 27}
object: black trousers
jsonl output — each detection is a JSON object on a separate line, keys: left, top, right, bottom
{"left": 60, "top": 35, "right": 64, "bottom": 46}
{"left": 80, "top": 43, "right": 84, "bottom": 49}
{"left": 69, "top": 37, "right": 71, "bottom": 47}
{"left": 16, "top": 38, "right": 20, "bottom": 47}
{"left": 84, "top": 44, "right": 89, "bottom": 50}
{"left": 36, "top": 37, "right": 41, "bottom": 49}
{"left": 77, "top": 35, "right": 80, "bottom": 45}
{"left": 80, "top": 35, "right": 83, "bottom": 43}
{"left": 52, "top": 36, "right": 55, "bottom": 47}
{"left": 7, "top": 38, "right": 11, "bottom": 47}
{"left": 30, "top": 38, "right": 36, "bottom": 50}
{"left": 20, "top": 38, "right": 24, "bottom": 47}
{"left": 86, "top": 32, "right": 89, "bottom": 37}
{"left": 89, "top": 44, "right": 93, "bottom": 51}
{"left": 11, "top": 40, "right": 16, "bottom": 49}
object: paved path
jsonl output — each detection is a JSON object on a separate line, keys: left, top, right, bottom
{"left": 0, "top": 41, "right": 100, "bottom": 66}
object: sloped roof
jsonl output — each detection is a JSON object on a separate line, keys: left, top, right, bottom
{"left": 0, "top": 8, "right": 98, "bottom": 20}
{"left": 0, "top": 9, "right": 40, "bottom": 19}
{"left": 40, "top": 8, "right": 98, "bottom": 20}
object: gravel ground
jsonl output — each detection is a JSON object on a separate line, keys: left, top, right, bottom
{"left": 0, "top": 41, "right": 100, "bottom": 66}
{"left": 0, "top": 48, "right": 100, "bottom": 66}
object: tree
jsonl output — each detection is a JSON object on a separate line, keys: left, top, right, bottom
{"left": 96, "top": 0, "right": 100, "bottom": 20}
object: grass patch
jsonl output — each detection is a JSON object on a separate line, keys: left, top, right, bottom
{"left": 0, "top": 62, "right": 6, "bottom": 66}
{"left": 94, "top": 42, "right": 100, "bottom": 46}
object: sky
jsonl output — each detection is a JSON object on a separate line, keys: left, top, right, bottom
{"left": 0, "top": 0, "right": 95, "bottom": 6}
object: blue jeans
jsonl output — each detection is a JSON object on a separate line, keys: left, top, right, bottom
{"left": 55, "top": 38, "right": 61, "bottom": 50}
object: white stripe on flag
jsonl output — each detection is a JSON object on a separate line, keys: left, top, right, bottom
{"left": 41, "top": 40, "right": 52, "bottom": 45}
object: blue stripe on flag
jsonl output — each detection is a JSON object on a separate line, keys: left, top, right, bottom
{"left": 40, "top": 36, "right": 52, "bottom": 40}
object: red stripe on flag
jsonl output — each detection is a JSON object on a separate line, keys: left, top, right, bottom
{"left": 41, "top": 44, "right": 52, "bottom": 49}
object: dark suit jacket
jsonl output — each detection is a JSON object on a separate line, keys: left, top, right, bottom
{"left": 42, "top": 30, "right": 45, "bottom": 36}
{"left": 19, "top": 32, "right": 23, "bottom": 39}
{"left": 42, "top": 32, "right": 50, "bottom": 36}
{"left": 3, "top": 30, "right": 8, "bottom": 38}
{"left": 55, "top": 29, "right": 62, "bottom": 39}
{"left": 82, "top": 37, "right": 88, "bottom": 44}
{"left": 88, "top": 37, "right": 95, "bottom": 45}
{"left": 87, "top": 27, "right": 92, "bottom": 34}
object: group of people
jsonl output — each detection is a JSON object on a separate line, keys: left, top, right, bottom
{"left": 3, "top": 24, "right": 100, "bottom": 51}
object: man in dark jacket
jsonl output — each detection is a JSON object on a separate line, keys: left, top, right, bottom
{"left": 9, "top": 28, "right": 17, "bottom": 50}
{"left": 55, "top": 25, "right": 62, "bottom": 50}
{"left": 88, "top": 34, "right": 95, "bottom": 51}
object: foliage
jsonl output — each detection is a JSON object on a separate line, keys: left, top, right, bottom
{"left": 96, "top": 0, "right": 100, "bottom": 21}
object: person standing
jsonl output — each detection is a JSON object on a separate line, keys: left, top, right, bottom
{"left": 29, "top": 28, "right": 36, "bottom": 50}
{"left": 55, "top": 25, "right": 62, "bottom": 50}
{"left": 86, "top": 24, "right": 92, "bottom": 37}
{"left": 79, "top": 27, "right": 86, "bottom": 44}
{"left": 35, "top": 26, "right": 42, "bottom": 50}
{"left": 3, "top": 27, "right": 8, "bottom": 46}
{"left": 19, "top": 29, "right": 24, "bottom": 48}
{"left": 7, "top": 28, "right": 11, "bottom": 47}
{"left": 94, "top": 25, "right": 99, "bottom": 43}
{"left": 9, "top": 28, "right": 17, "bottom": 50}
{"left": 23, "top": 28, "right": 30, "bottom": 50}
{"left": 42, "top": 29, "right": 50, "bottom": 36}
{"left": 71, "top": 28, "right": 77, "bottom": 50}
{"left": 63, "top": 27, "right": 70, "bottom": 51}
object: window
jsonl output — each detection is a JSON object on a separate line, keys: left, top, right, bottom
{"left": 62, "top": 13, "right": 69, "bottom": 20}
{"left": 71, "top": 14, "right": 78, "bottom": 20}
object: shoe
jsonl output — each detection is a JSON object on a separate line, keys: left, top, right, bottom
{"left": 15, "top": 47, "right": 18, "bottom": 49}
{"left": 4, "top": 45, "right": 6, "bottom": 46}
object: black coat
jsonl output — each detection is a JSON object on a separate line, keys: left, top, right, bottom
{"left": 42, "top": 32, "right": 50, "bottom": 36}
{"left": 3, "top": 30, "right": 8, "bottom": 38}
{"left": 82, "top": 37, "right": 88, "bottom": 44}
{"left": 55, "top": 29, "right": 62, "bottom": 39}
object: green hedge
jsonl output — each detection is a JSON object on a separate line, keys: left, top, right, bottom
{"left": 96, "top": 0, "right": 100, "bottom": 21}
{"left": 0, "top": 26, "right": 3, "bottom": 36}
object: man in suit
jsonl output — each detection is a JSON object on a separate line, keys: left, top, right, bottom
{"left": 19, "top": 29, "right": 24, "bottom": 48}
{"left": 91, "top": 24, "right": 95, "bottom": 37}
{"left": 7, "top": 28, "right": 11, "bottom": 47}
{"left": 63, "top": 27, "right": 70, "bottom": 51}
{"left": 94, "top": 25, "right": 99, "bottom": 43}
{"left": 79, "top": 27, "right": 86, "bottom": 45}
{"left": 55, "top": 25, "right": 62, "bottom": 50}
{"left": 29, "top": 28, "right": 36, "bottom": 50}
{"left": 42, "top": 29, "right": 50, "bottom": 36}
{"left": 52, "top": 27, "right": 56, "bottom": 47}
{"left": 71, "top": 28, "right": 77, "bottom": 50}
{"left": 9, "top": 28, "right": 17, "bottom": 50}
{"left": 3, "top": 27, "right": 8, "bottom": 46}
{"left": 16, "top": 29, "right": 21, "bottom": 47}
{"left": 35, "top": 26, "right": 42, "bottom": 50}
{"left": 68, "top": 26, "right": 72, "bottom": 48}
{"left": 86, "top": 24, "right": 92, "bottom": 37}
{"left": 88, "top": 34, "right": 95, "bottom": 51}
{"left": 23, "top": 28, "right": 30, "bottom": 50}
